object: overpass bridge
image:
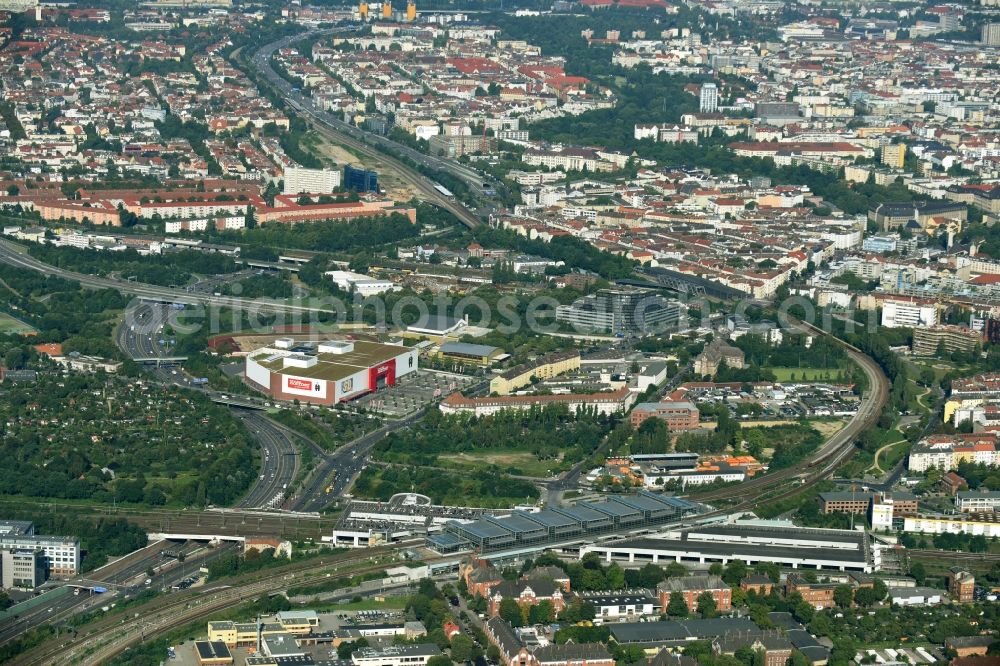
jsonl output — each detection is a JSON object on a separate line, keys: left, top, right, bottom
{"left": 147, "top": 533, "right": 246, "bottom": 543}
{"left": 237, "top": 258, "right": 301, "bottom": 273}
{"left": 134, "top": 356, "right": 188, "bottom": 365}
{"left": 209, "top": 394, "right": 269, "bottom": 410}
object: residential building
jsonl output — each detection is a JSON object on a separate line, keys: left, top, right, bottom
{"left": 489, "top": 351, "right": 581, "bottom": 395}
{"left": 283, "top": 166, "right": 342, "bottom": 195}
{"left": 656, "top": 575, "right": 732, "bottom": 614}
{"left": 912, "top": 325, "right": 980, "bottom": 356}
{"left": 487, "top": 578, "right": 567, "bottom": 616}
{"left": 881, "top": 143, "right": 906, "bottom": 169}
{"left": 785, "top": 575, "right": 837, "bottom": 609}
{"left": 439, "top": 388, "right": 636, "bottom": 417}
{"left": 484, "top": 617, "right": 533, "bottom": 666}
{"left": 948, "top": 567, "right": 975, "bottom": 602}
{"left": 946, "top": 636, "right": 994, "bottom": 658}
{"left": 882, "top": 300, "right": 938, "bottom": 328}
{"left": 712, "top": 633, "right": 793, "bottom": 666}
{"left": 460, "top": 558, "right": 503, "bottom": 597}
{"left": 740, "top": 575, "right": 774, "bottom": 595}
{"left": 908, "top": 434, "right": 1000, "bottom": 472}
{"left": 700, "top": 83, "right": 718, "bottom": 113}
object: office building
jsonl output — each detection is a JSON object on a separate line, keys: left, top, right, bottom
{"left": 956, "top": 490, "right": 1000, "bottom": 512}
{"left": 694, "top": 338, "right": 745, "bottom": 376}
{"left": 0, "top": 521, "right": 80, "bottom": 577}
{"left": 629, "top": 401, "right": 701, "bottom": 431}
{"left": 351, "top": 644, "right": 442, "bottom": 666}
{"left": 1, "top": 548, "right": 46, "bottom": 589}
{"left": 344, "top": 165, "right": 379, "bottom": 193}
{"left": 699, "top": 83, "right": 718, "bottom": 113}
{"left": 555, "top": 289, "right": 684, "bottom": 336}
{"left": 282, "top": 166, "right": 342, "bottom": 195}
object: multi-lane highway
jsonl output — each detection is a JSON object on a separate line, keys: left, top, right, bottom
{"left": 235, "top": 411, "right": 299, "bottom": 509}
{"left": 0, "top": 539, "right": 235, "bottom": 648}
{"left": 9, "top": 545, "right": 411, "bottom": 666}
{"left": 0, "top": 240, "right": 330, "bottom": 317}
{"left": 291, "top": 407, "right": 426, "bottom": 512}
{"left": 249, "top": 30, "right": 488, "bottom": 229}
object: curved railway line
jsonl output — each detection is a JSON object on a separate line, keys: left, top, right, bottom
{"left": 686, "top": 321, "right": 890, "bottom": 508}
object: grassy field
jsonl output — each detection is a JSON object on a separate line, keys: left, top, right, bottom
{"left": 769, "top": 367, "right": 843, "bottom": 382}
{"left": 437, "top": 450, "right": 563, "bottom": 478}
{"left": 0, "top": 312, "right": 35, "bottom": 335}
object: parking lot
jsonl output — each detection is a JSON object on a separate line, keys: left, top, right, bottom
{"left": 353, "top": 370, "right": 480, "bottom": 417}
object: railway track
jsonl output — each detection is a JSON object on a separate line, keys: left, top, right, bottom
{"left": 909, "top": 549, "right": 1000, "bottom": 563}
{"left": 245, "top": 33, "right": 484, "bottom": 230}
{"left": 686, "top": 321, "right": 890, "bottom": 506}
{"left": 11, "top": 545, "right": 415, "bottom": 666}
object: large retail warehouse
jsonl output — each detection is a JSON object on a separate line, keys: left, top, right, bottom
{"left": 245, "top": 338, "right": 417, "bottom": 405}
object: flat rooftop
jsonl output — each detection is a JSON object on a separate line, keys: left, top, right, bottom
{"left": 611, "top": 618, "right": 757, "bottom": 643}
{"left": 253, "top": 340, "right": 406, "bottom": 382}
{"left": 604, "top": 534, "right": 869, "bottom": 564}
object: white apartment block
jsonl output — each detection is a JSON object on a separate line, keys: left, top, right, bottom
{"left": 908, "top": 437, "right": 1000, "bottom": 472}
{"left": 282, "top": 166, "right": 342, "bottom": 195}
{"left": 882, "top": 300, "right": 938, "bottom": 328}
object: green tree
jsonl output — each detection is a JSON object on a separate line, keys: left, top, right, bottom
{"left": 833, "top": 584, "right": 854, "bottom": 608}
{"left": 450, "top": 634, "right": 475, "bottom": 662}
{"left": 667, "top": 591, "right": 689, "bottom": 618}
{"left": 696, "top": 591, "right": 717, "bottom": 618}
{"left": 426, "top": 656, "right": 453, "bottom": 666}
{"left": 910, "top": 562, "right": 927, "bottom": 585}
{"left": 499, "top": 598, "right": 524, "bottom": 627}
{"left": 528, "top": 600, "right": 555, "bottom": 624}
